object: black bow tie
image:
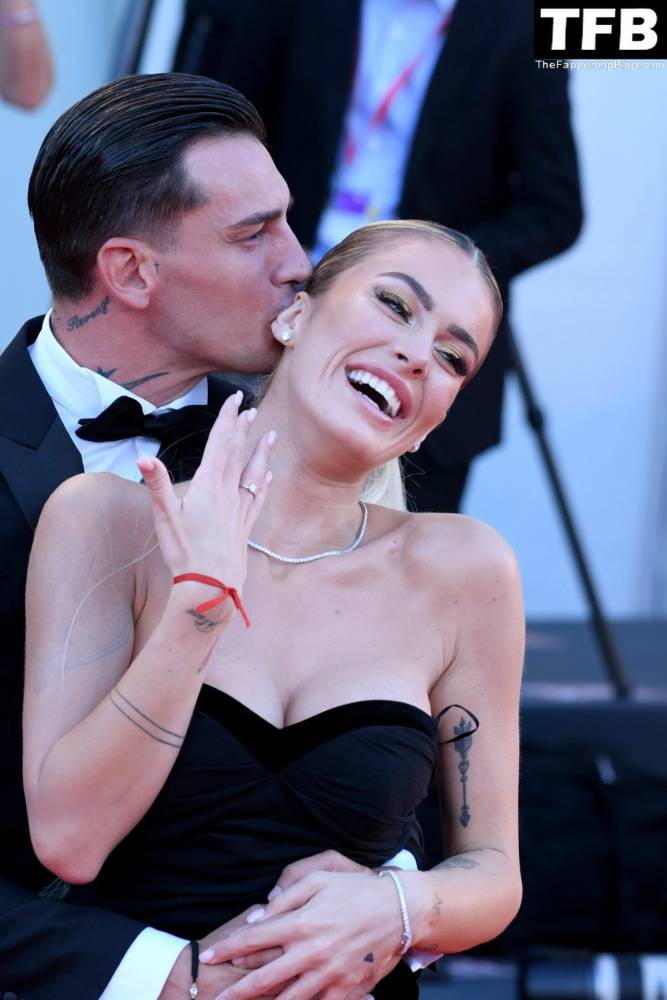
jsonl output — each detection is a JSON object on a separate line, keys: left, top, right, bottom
{"left": 77, "top": 396, "right": 222, "bottom": 480}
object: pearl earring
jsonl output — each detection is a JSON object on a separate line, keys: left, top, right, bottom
{"left": 280, "top": 329, "right": 292, "bottom": 343}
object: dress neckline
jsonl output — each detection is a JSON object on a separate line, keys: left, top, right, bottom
{"left": 200, "top": 683, "right": 435, "bottom": 732}
{"left": 196, "top": 685, "right": 437, "bottom": 771}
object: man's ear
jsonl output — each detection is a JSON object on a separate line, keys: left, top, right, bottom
{"left": 270, "top": 291, "right": 311, "bottom": 345}
{"left": 96, "top": 237, "right": 158, "bottom": 309}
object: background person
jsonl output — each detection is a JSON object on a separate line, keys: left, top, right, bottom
{"left": 0, "top": 0, "right": 53, "bottom": 108}
{"left": 192, "top": 0, "right": 583, "bottom": 512}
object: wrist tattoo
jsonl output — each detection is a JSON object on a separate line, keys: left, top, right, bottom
{"left": 187, "top": 608, "right": 223, "bottom": 633}
{"left": 66, "top": 295, "right": 110, "bottom": 331}
{"left": 432, "top": 893, "right": 444, "bottom": 918}
{"left": 109, "top": 686, "right": 185, "bottom": 748}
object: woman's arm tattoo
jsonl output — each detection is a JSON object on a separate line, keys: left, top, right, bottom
{"left": 439, "top": 855, "right": 480, "bottom": 872}
{"left": 187, "top": 608, "right": 222, "bottom": 633}
{"left": 454, "top": 716, "right": 475, "bottom": 827}
{"left": 109, "top": 686, "right": 185, "bottom": 748}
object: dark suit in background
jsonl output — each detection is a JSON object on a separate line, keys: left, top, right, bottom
{"left": 0, "top": 317, "right": 231, "bottom": 998}
{"left": 179, "top": 0, "right": 583, "bottom": 510}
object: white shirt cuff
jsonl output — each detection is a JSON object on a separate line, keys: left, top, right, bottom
{"left": 99, "top": 927, "right": 188, "bottom": 1000}
{"left": 383, "top": 849, "right": 443, "bottom": 973}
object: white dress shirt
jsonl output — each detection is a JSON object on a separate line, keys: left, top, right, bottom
{"left": 313, "top": 0, "right": 456, "bottom": 262}
{"left": 28, "top": 310, "right": 208, "bottom": 479}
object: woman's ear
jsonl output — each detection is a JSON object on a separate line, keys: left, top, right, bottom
{"left": 270, "top": 291, "right": 311, "bottom": 346}
{"left": 96, "top": 237, "right": 158, "bottom": 310}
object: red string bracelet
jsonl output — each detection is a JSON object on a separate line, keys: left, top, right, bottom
{"left": 173, "top": 573, "right": 251, "bottom": 628}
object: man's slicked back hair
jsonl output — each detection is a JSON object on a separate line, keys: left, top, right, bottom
{"left": 28, "top": 73, "right": 266, "bottom": 300}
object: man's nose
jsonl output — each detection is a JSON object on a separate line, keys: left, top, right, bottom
{"left": 276, "top": 227, "right": 312, "bottom": 285}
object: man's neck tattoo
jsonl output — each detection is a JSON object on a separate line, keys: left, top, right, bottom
{"left": 95, "top": 367, "right": 170, "bottom": 391}
{"left": 66, "top": 295, "right": 111, "bottom": 331}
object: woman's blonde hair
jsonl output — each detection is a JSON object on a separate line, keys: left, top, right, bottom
{"left": 261, "top": 220, "right": 502, "bottom": 511}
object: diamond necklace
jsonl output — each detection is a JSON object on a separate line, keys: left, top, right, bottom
{"left": 247, "top": 501, "right": 368, "bottom": 565}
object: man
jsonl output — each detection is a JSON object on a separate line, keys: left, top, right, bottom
{"left": 0, "top": 71, "right": 310, "bottom": 1000}
{"left": 199, "top": 0, "right": 583, "bottom": 512}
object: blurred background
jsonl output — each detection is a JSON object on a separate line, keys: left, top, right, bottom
{"left": 2, "top": 1, "right": 666, "bottom": 996}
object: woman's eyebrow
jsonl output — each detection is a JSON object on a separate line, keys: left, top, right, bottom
{"left": 448, "top": 324, "right": 479, "bottom": 361}
{"left": 379, "top": 271, "right": 434, "bottom": 311}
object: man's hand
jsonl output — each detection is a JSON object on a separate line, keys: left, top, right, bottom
{"left": 159, "top": 907, "right": 284, "bottom": 1000}
{"left": 159, "top": 943, "right": 246, "bottom": 1000}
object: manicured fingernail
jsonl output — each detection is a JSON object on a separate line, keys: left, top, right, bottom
{"left": 235, "top": 390, "right": 243, "bottom": 403}
{"left": 265, "top": 470, "right": 273, "bottom": 484}
{"left": 246, "top": 907, "right": 266, "bottom": 924}
{"left": 267, "top": 884, "right": 282, "bottom": 901}
{"left": 231, "top": 956, "right": 247, "bottom": 968}
{"left": 139, "top": 458, "right": 155, "bottom": 472}
{"left": 267, "top": 430, "right": 277, "bottom": 445}
{"left": 200, "top": 947, "right": 215, "bottom": 963}
{"left": 246, "top": 407, "right": 257, "bottom": 421}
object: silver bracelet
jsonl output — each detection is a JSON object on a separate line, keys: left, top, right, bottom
{"left": 0, "top": 7, "right": 39, "bottom": 28}
{"left": 378, "top": 869, "right": 413, "bottom": 955}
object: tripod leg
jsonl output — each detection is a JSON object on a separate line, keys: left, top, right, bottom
{"left": 508, "top": 330, "right": 630, "bottom": 697}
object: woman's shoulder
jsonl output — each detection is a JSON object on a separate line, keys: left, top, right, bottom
{"left": 43, "top": 470, "right": 145, "bottom": 513}
{"left": 36, "top": 472, "right": 151, "bottom": 545}
{"left": 378, "top": 508, "right": 519, "bottom": 593}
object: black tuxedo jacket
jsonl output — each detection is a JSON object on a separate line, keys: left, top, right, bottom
{"left": 0, "top": 316, "right": 233, "bottom": 997}
{"left": 193, "top": 0, "right": 583, "bottom": 467}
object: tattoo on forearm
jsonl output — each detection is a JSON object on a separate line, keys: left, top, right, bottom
{"left": 66, "top": 295, "right": 111, "bottom": 330}
{"left": 109, "top": 686, "right": 185, "bottom": 748}
{"left": 187, "top": 608, "right": 222, "bottom": 633}
{"left": 454, "top": 716, "right": 474, "bottom": 827}
{"left": 95, "top": 366, "right": 170, "bottom": 391}
{"left": 363, "top": 953, "right": 375, "bottom": 963}
{"left": 439, "top": 856, "right": 480, "bottom": 872}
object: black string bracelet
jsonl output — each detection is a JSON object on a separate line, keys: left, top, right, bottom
{"left": 189, "top": 940, "right": 199, "bottom": 998}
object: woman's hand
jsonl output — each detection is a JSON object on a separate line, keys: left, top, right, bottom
{"left": 267, "top": 850, "right": 374, "bottom": 901}
{"left": 200, "top": 871, "right": 403, "bottom": 1000}
{"left": 138, "top": 391, "right": 274, "bottom": 592}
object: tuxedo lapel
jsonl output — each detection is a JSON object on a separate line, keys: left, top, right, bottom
{"left": 408, "top": 0, "right": 499, "bottom": 167}
{"left": 0, "top": 318, "right": 83, "bottom": 531}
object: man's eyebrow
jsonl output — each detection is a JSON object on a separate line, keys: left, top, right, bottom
{"left": 447, "top": 324, "right": 479, "bottom": 361}
{"left": 227, "top": 195, "right": 295, "bottom": 230}
{"left": 379, "top": 272, "right": 434, "bottom": 311}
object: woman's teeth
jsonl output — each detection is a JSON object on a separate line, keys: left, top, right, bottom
{"left": 347, "top": 369, "right": 401, "bottom": 418}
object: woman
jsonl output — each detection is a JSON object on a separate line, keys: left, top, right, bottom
{"left": 23, "top": 220, "right": 524, "bottom": 1000}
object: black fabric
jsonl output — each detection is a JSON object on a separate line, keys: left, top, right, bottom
{"left": 77, "top": 394, "right": 225, "bottom": 480}
{"left": 77, "top": 395, "right": 218, "bottom": 445}
{"left": 69, "top": 689, "right": 437, "bottom": 996}
{"left": 0, "top": 318, "right": 238, "bottom": 995}
{"left": 483, "top": 741, "right": 667, "bottom": 954}
{"left": 403, "top": 457, "right": 471, "bottom": 514}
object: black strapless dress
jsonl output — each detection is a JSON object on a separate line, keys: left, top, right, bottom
{"left": 69, "top": 686, "right": 438, "bottom": 999}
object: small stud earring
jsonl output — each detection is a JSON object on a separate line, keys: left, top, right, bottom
{"left": 280, "top": 329, "right": 292, "bottom": 343}
{"left": 409, "top": 440, "right": 423, "bottom": 453}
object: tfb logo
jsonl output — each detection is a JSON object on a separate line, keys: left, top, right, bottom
{"left": 534, "top": 5, "right": 665, "bottom": 58}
